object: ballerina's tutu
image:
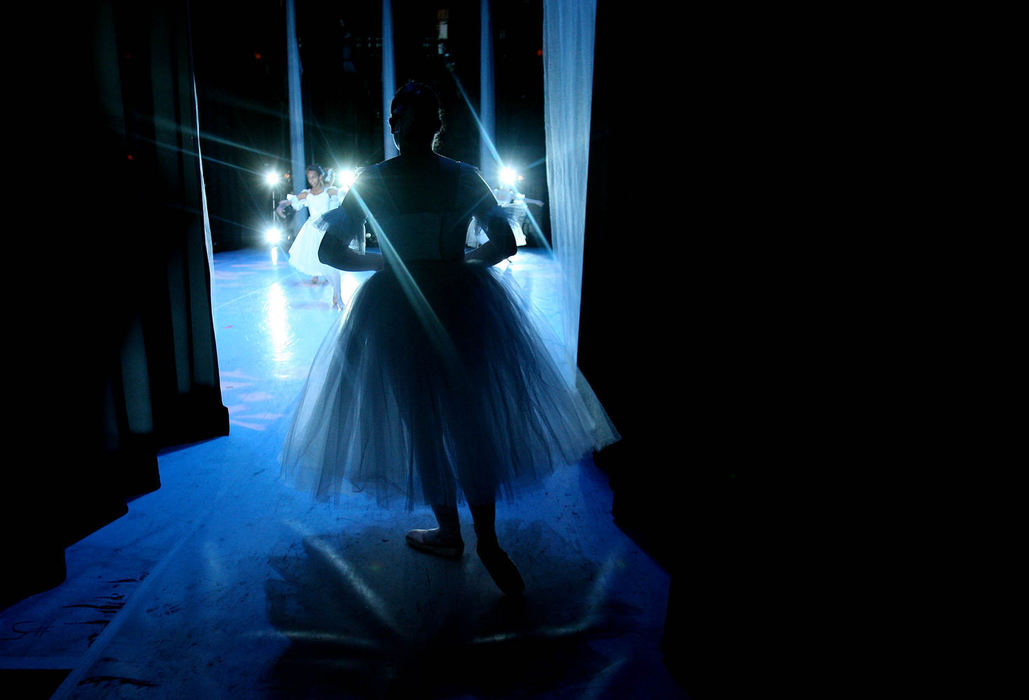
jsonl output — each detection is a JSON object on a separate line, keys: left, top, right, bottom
{"left": 279, "top": 259, "right": 597, "bottom": 509}
{"left": 287, "top": 216, "right": 336, "bottom": 278}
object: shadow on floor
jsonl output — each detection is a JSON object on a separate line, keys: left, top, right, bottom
{"left": 0, "top": 669, "right": 72, "bottom": 699}
{"left": 261, "top": 519, "right": 655, "bottom": 698}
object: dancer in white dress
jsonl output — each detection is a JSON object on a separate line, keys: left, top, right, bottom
{"left": 465, "top": 182, "right": 539, "bottom": 248}
{"left": 278, "top": 165, "right": 344, "bottom": 309}
{"left": 279, "top": 82, "right": 603, "bottom": 595}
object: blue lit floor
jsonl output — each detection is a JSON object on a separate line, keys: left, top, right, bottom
{"left": 0, "top": 246, "right": 684, "bottom": 699}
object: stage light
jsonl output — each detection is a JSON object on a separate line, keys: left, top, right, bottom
{"left": 338, "top": 168, "right": 357, "bottom": 189}
{"left": 264, "top": 171, "right": 280, "bottom": 186}
{"left": 264, "top": 227, "right": 282, "bottom": 245}
{"left": 499, "top": 166, "right": 518, "bottom": 187}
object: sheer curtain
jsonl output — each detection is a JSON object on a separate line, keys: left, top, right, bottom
{"left": 543, "top": 0, "right": 618, "bottom": 449}
{"left": 543, "top": 0, "right": 595, "bottom": 374}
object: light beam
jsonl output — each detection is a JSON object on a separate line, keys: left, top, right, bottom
{"left": 446, "top": 66, "right": 550, "bottom": 249}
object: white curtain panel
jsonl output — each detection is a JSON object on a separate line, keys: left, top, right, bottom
{"left": 543, "top": 0, "right": 596, "bottom": 378}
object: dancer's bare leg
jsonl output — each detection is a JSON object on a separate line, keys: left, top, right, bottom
{"left": 327, "top": 269, "right": 343, "bottom": 310}
{"left": 470, "top": 501, "right": 524, "bottom": 596}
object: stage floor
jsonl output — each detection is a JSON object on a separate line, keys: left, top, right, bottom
{"left": 0, "top": 246, "right": 683, "bottom": 698}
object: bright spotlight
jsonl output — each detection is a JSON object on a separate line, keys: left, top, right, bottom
{"left": 264, "top": 171, "right": 280, "bottom": 186}
{"left": 264, "top": 227, "right": 282, "bottom": 245}
{"left": 499, "top": 166, "right": 518, "bottom": 187}
{"left": 338, "top": 168, "right": 357, "bottom": 189}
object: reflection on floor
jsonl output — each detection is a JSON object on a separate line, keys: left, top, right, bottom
{"left": 0, "top": 246, "right": 685, "bottom": 698}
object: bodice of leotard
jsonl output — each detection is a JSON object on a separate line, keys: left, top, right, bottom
{"left": 340, "top": 155, "right": 498, "bottom": 265}
{"left": 291, "top": 189, "right": 335, "bottom": 220}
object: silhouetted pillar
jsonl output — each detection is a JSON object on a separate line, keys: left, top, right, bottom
{"left": 382, "top": 0, "right": 398, "bottom": 159}
{"left": 480, "top": 0, "right": 496, "bottom": 175}
{"left": 286, "top": 0, "right": 307, "bottom": 205}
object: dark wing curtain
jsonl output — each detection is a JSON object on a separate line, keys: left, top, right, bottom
{"left": 579, "top": 2, "right": 768, "bottom": 695}
{"left": 3, "top": 0, "right": 228, "bottom": 609}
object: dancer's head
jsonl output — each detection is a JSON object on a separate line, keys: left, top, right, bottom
{"left": 305, "top": 164, "right": 326, "bottom": 188}
{"left": 389, "top": 81, "right": 443, "bottom": 154}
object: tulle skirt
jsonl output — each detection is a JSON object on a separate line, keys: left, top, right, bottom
{"left": 279, "top": 260, "right": 598, "bottom": 508}
{"left": 287, "top": 217, "right": 336, "bottom": 278}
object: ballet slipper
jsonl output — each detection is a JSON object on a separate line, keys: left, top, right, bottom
{"left": 405, "top": 528, "right": 464, "bottom": 559}
{"left": 476, "top": 543, "right": 525, "bottom": 596}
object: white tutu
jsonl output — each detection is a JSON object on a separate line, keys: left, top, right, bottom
{"left": 279, "top": 154, "right": 613, "bottom": 509}
{"left": 286, "top": 189, "right": 339, "bottom": 278}
{"left": 279, "top": 260, "right": 598, "bottom": 508}
{"left": 287, "top": 216, "right": 337, "bottom": 277}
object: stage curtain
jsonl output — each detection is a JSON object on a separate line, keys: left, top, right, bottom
{"left": 3, "top": 0, "right": 228, "bottom": 609}
{"left": 542, "top": 0, "right": 596, "bottom": 377}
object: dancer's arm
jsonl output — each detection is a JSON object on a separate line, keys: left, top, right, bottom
{"left": 465, "top": 214, "right": 517, "bottom": 266}
{"left": 465, "top": 171, "right": 516, "bottom": 266}
{"left": 320, "top": 236, "right": 383, "bottom": 271}
{"left": 285, "top": 190, "right": 309, "bottom": 210}
{"left": 317, "top": 208, "right": 383, "bottom": 272}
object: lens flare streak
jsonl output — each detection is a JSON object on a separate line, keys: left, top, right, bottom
{"left": 284, "top": 520, "right": 401, "bottom": 636}
{"left": 446, "top": 67, "right": 550, "bottom": 250}
{"left": 347, "top": 186, "right": 461, "bottom": 370}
